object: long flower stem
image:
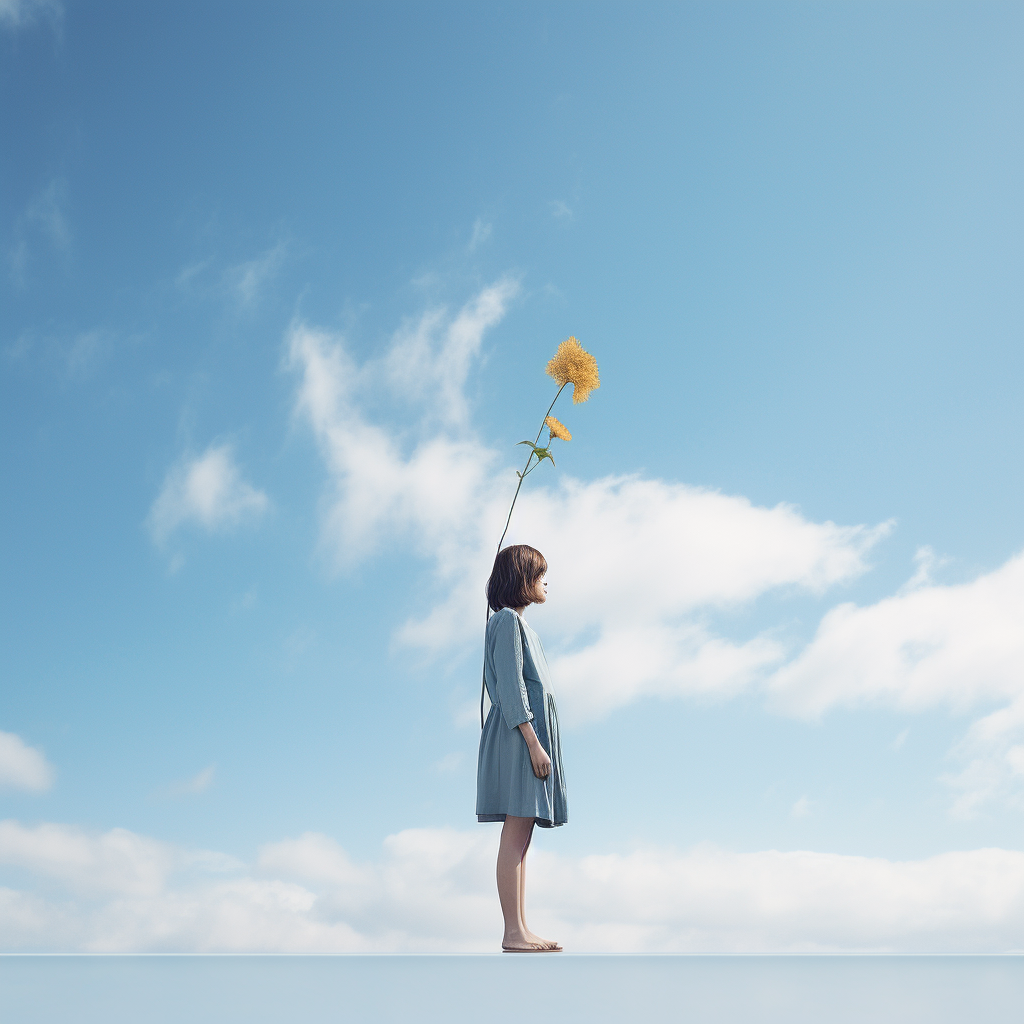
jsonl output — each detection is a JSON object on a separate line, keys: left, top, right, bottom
{"left": 495, "top": 382, "right": 567, "bottom": 555}
{"left": 484, "top": 381, "right": 569, "bottom": 726}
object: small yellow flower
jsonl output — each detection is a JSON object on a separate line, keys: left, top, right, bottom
{"left": 546, "top": 336, "right": 600, "bottom": 404}
{"left": 545, "top": 416, "right": 572, "bottom": 441}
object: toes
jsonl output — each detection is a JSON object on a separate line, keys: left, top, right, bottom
{"left": 501, "top": 937, "right": 561, "bottom": 952}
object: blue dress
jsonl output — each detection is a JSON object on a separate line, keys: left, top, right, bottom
{"left": 476, "top": 607, "right": 568, "bottom": 828}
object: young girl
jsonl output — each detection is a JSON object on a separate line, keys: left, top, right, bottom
{"left": 477, "top": 544, "right": 567, "bottom": 952}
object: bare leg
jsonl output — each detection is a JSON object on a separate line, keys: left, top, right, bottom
{"left": 497, "top": 815, "right": 561, "bottom": 951}
{"left": 518, "top": 829, "right": 561, "bottom": 950}
{"left": 497, "top": 815, "right": 537, "bottom": 949}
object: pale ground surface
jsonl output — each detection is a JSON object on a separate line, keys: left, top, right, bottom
{"left": 0, "top": 955, "right": 1020, "bottom": 1023}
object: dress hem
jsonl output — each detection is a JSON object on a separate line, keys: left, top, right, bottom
{"left": 477, "top": 813, "right": 565, "bottom": 828}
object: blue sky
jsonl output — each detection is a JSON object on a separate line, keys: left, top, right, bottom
{"left": 1, "top": 1, "right": 1021, "bottom": 951}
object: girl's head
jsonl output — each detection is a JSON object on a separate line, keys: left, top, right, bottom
{"left": 486, "top": 544, "right": 548, "bottom": 613}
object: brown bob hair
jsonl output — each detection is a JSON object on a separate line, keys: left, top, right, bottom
{"left": 486, "top": 544, "right": 548, "bottom": 613}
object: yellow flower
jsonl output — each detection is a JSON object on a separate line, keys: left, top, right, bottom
{"left": 545, "top": 415, "right": 572, "bottom": 441}
{"left": 546, "top": 336, "right": 600, "bottom": 404}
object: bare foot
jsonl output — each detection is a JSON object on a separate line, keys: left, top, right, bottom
{"left": 524, "top": 930, "right": 562, "bottom": 951}
{"left": 502, "top": 931, "right": 558, "bottom": 952}
{"left": 504, "top": 929, "right": 561, "bottom": 951}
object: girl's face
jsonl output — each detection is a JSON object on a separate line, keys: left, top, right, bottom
{"left": 529, "top": 573, "right": 548, "bottom": 606}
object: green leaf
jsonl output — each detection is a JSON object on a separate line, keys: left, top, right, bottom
{"left": 515, "top": 439, "right": 556, "bottom": 473}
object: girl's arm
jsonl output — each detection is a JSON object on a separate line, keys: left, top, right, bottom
{"left": 518, "top": 722, "right": 552, "bottom": 779}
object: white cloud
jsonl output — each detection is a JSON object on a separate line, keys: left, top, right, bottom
{"left": 543, "top": 617, "right": 783, "bottom": 721}
{"left": 26, "top": 179, "right": 70, "bottom": 251}
{"left": 148, "top": 443, "right": 268, "bottom": 543}
{"left": 0, "top": 821, "right": 1020, "bottom": 952}
{"left": 381, "top": 276, "right": 519, "bottom": 425}
{"left": 285, "top": 281, "right": 518, "bottom": 563}
{"left": 0, "top": 731, "right": 54, "bottom": 792}
{"left": 8, "top": 178, "right": 70, "bottom": 284}
{"left": 468, "top": 218, "right": 492, "bottom": 251}
{"left": 790, "top": 796, "right": 813, "bottom": 819}
{"left": 257, "top": 832, "right": 363, "bottom": 888}
{"left": 535, "top": 841, "right": 1024, "bottom": 953}
{"left": 63, "top": 328, "right": 114, "bottom": 376}
{"left": 432, "top": 752, "right": 463, "bottom": 774}
{"left": 550, "top": 200, "right": 573, "bottom": 220}
{"left": 770, "top": 554, "right": 1023, "bottom": 718}
{"left": 7, "top": 238, "right": 29, "bottom": 285}
{"left": 945, "top": 698, "right": 1024, "bottom": 819}
{"left": 156, "top": 764, "right": 216, "bottom": 799}
{"left": 900, "top": 545, "right": 948, "bottom": 594}
{"left": 0, "top": 0, "right": 60, "bottom": 31}
{"left": 287, "top": 282, "right": 888, "bottom": 722}
{"left": 285, "top": 279, "right": 1021, "bottom": 810}
{"left": 490, "top": 478, "right": 888, "bottom": 720}
{"left": 174, "top": 258, "right": 212, "bottom": 290}
{"left": 1, "top": 325, "right": 114, "bottom": 377}
{"left": 768, "top": 553, "right": 1024, "bottom": 814}
{"left": 0, "top": 820, "right": 178, "bottom": 896}
{"left": 225, "top": 242, "right": 287, "bottom": 308}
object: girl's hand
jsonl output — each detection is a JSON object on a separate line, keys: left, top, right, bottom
{"left": 517, "top": 721, "right": 552, "bottom": 780}
{"left": 528, "top": 743, "right": 552, "bottom": 780}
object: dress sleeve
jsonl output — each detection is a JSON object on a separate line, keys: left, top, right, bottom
{"left": 490, "top": 611, "right": 534, "bottom": 730}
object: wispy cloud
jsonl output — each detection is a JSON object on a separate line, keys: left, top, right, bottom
{"left": 0, "top": 820, "right": 238, "bottom": 902}
{"left": 770, "top": 553, "right": 1023, "bottom": 718}
{"left": 468, "top": 218, "right": 492, "bottom": 252}
{"left": 0, "top": 820, "right": 1019, "bottom": 951}
{"left": 769, "top": 552, "right": 1024, "bottom": 815}
{"left": 2, "top": 326, "right": 114, "bottom": 377}
{"left": 173, "top": 244, "right": 288, "bottom": 309}
{"left": 383, "top": 277, "right": 519, "bottom": 425}
{"left": 550, "top": 200, "right": 573, "bottom": 220}
{"left": 0, "top": 0, "right": 61, "bottom": 31}
{"left": 432, "top": 753, "right": 463, "bottom": 774}
{"left": 63, "top": 328, "right": 114, "bottom": 377}
{"left": 288, "top": 282, "right": 889, "bottom": 722}
{"left": 790, "top": 796, "right": 813, "bottom": 819}
{"left": 0, "top": 731, "right": 55, "bottom": 792}
{"left": 225, "top": 242, "right": 287, "bottom": 309}
{"left": 174, "top": 258, "right": 212, "bottom": 290}
{"left": 899, "top": 545, "right": 949, "bottom": 594}
{"left": 142, "top": 765, "right": 217, "bottom": 802}
{"left": 286, "top": 278, "right": 1022, "bottom": 811}
{"left": 285, "top": 279, "right": 518, "bottom": 563}
{"left": 26, "top": 179, "right": 71, "bottom": 250}
{"left": 160, "top": 764, "right": 216, "bottom": 799}
{"left": 148, "top": 444, "right": 268, "bottom": 544}
{"left": 945, "top": 697, "right": 1024, "bottom": 818}
{"left": 8, "top": 178, "right": 70, "bottom": 285}
{"left": 7, "top": 239, "right": 29, "bottom": 285}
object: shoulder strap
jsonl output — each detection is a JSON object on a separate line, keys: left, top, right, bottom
{"left": 480, "top": 664, "right": 487, "bottom": 728}
{"left": 480, "top": 607, "right": 492, "bottom": 728}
